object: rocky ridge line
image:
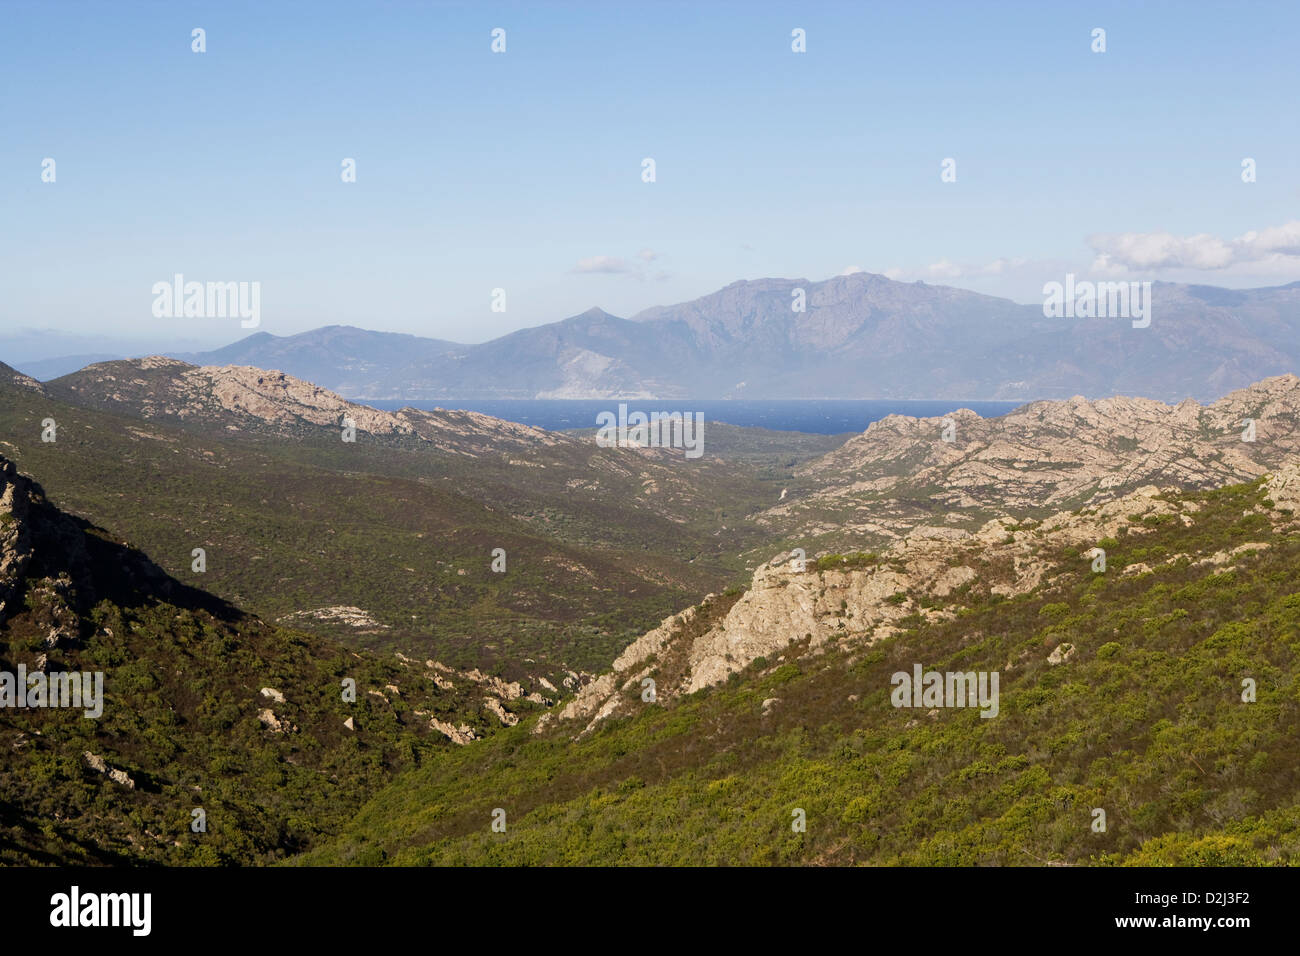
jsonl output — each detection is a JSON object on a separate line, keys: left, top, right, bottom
{"left": 545, "top": 459, "right": 1300, "bottom": 738}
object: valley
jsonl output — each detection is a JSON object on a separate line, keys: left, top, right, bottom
{"left": 3, "top": 356, "right": 1299, "bottom": 867}
{"left": 2, "top": 360, "right": 815, "bottom": 681}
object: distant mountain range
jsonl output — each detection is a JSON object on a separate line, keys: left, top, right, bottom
{"left": 14, "top": 272, "right": 1300, "bottom": 401}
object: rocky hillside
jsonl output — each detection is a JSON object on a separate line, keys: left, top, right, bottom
{"left": 763, "top": 374, "right": 1300, "bottom": 552}
{"left": 48, "top": 357, "right": 574, "bottom": 457}
{"left": 307, "top": 464, "right": 1300, "bottom": 866}
{"left": 45, "top": 356, "right": 770, "bottom": 515}
{"left": 0, "top": 361, "right": 44, "bottom": 395}
{"left": 551, "top": 460, "right": 1300, "bottom": 737}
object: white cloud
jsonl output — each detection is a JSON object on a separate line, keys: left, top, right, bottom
{"left": 980, "top": 256, "right": 1027, "bottom": 275}
{"left": 879, "top": 256, "right": 1029, "bottom": 281}
{"left": 1089, "top": 220, "right": 1300, "bottom": 272}
{"left": 924, "top": 258, "right": 964, "bottom": 279}
{"left": 573, "top": 255, "right": 633, "bottom": 274}
{"left": 840, "top": 265, "right": 864, "bottom": 275}
{"left": 572, "top": 252, "right": 670, "bottom": 282}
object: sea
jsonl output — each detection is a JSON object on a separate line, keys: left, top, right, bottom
{"left": 360, "top": 399, "right": 1024, "bottom": 435}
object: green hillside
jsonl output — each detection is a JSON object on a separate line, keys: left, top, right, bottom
{"left": 0, "top": 376, "right": 816, "bottom": 678}
{"left": 301, "top": 478, "right": 1300, "bottom": 866}
{"left": 0, "top": 459, "right": 492, "bottom": 865}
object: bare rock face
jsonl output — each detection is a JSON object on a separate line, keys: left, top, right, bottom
{"left": 1267, "top": 460, "right": 1300, "bottom": 513}
{"left": 108, "top": 768, "right": 135, "bottom": 789}
{"left": 546, "top": 607, "right": 699, "bottom": 733}
{"left": 428, "top": 717, "right": 479, "bottom": 746}
{"left": 279, "top": 606, "right": 389, "bottom": 631}
{"left": 0, "top": 457, "right": 95, "bottom": 636}
{"left": 0, "top": 457, "right": 34, "bottom": 624}
{"left": 202, "top": 365, "right": 412, "bottom": 433}
{"left": 257, "top": 709, "right": 297, "bottom": 734}
{"left": 1047, "top": 643, "right": 1077, "bottom": 666}
{"left": 464, "top": 669, "right": 543, "bottom": 704}
{"left": 483, "top": 697, "right": 519, "bottom": 727}
{"left": 83, "top": 751, "right": 135, "bottom": 789}
{"left": 83, "top": 751, "right": 108, "bottom": 773}
{"left": 686, "top": 560, "right": 908, "bottom": 693}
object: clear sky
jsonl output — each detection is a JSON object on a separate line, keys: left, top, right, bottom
{"left": 3, "top": 0, "right": 1298, "bottom": 351}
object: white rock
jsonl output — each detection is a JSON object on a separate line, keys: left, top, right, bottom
{"left": 1047, "top": 643, "right": 1076, "bottom": 666}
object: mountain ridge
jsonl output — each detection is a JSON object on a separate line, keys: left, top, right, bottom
{"left": 14, "top": 273, "right": 1295, "bottom": 401}
{"left": 128, "top": 272, "right": 1297, "bottom": 402}
{"left": 751, "top": 373, "right": 1300, "bottom": 557}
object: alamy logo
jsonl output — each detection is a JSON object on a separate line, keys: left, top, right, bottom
{"left": 50, "top": 886, "right": 150, "bottom": 936}
{"left": 1042, "top": 273, "right": 1151, "bottom": 328}
{"left": 151, "top": 274, "right": 261, "bottom": 328}
{"left": 0, "top": 666, "right": 103, "bottom": 718}
{"left": 595, "top": 403, "right": 705, "bottom": 459}
{"left": 891, "top": 664, "right": 999, "bottom": 718}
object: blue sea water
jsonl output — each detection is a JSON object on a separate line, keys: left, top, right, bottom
{"left": 359, "top": 399, "right": 1025, "bottom": 435}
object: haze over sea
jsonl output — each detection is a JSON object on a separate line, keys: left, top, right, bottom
{"left": 361, "top": 400, "right": 1024, "bottom": 435}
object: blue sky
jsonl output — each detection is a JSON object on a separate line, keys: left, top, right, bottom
{"left": 3, "top": 0, "right": 1298, "bottom": 352}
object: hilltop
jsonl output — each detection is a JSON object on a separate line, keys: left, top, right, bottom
{"left": 48, "top": 357, "right": 569, "bottom": 457}
{"left": 760, "top": 374, "right": 1300, "bottom": 555}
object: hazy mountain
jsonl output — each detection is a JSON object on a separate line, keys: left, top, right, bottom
{"left": 0, "top": 328, "right": 220, "bottom": 380}
{"left": 171, "top": 326, "right": 463, "bottom": 398}
{"left": 173, "top": 310, "right": 688, "bottom": 401}
{"left": 157, "top": 274, "right": 1300, "bottom": 402}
